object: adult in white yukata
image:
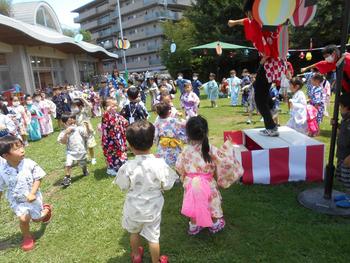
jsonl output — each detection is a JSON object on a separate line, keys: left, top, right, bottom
{"left": 227, "top": 70, "right": 242, "bottom": 106}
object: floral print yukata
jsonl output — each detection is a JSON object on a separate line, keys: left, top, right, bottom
{"left": 101, "top": 109, "right": 129, "bottom": 172}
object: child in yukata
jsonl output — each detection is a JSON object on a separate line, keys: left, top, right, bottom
{"left": 203, "top": 73, "right": 219, "bottom": 108}
{"left": 181, "top": 82, "right": 200, "bottom": 119}
{"left": 0, "top": 135, "right": 52, "bottom": 251}
{"left": 58, "top": 113, "right": 89, "bottom": 187}
{"left": 227, "top": 70, "right": 242, "bottom": 106}
{"left": 286, "top": 78, "right": 307, "bottom": 134}
{"left": 9, "top": 96, "right": 29, "bottom": 144}
{"left": 309, "top": 73, "right": 325, "bottom": 125}
{"left": 176, "top": 116, "right": 243, "bottom": 236}
{"left": 154, "top": 102, "right": 187, "bottom": 167}
{"left": 114, "top": 120, "right": 178, "bottom": 263}
{"left": 71, "top": 98, "right": 97, "bottom": 165}
{"left": 120, "top": 86, "right": 149, "bottom": 124}
{"left": 101, "top": 98, "right": 129, "bottom": 176}
{"left": 25, "top": 95, "right": 42, "bottom": 142}
{"left": 246, "top": 74, "right": 257, "bottom": 124}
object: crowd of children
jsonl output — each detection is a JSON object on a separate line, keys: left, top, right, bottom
{"left": 1, "top": 46, "right": 350, "bottom": 262}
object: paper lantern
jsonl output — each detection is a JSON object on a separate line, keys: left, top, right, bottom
{"left": 306, "top": 52, "right": 312, "bottom": 61}
{"left": 253, "top": 0, "right": 297, "bottom": 26}
{"left": 278, "top": 24, "right": 289, "bottom": 59}
{"left": 115, "top": 39, "right": 130, "bottom": 49}
{"left": 170, "top": 42, "right": 176, "bottom": 53}
{"left": 74, "top": 34, "right": 83, "bottom": 43}
{"left": 299, "top": 52, "right": 305, "bottom": 59}
{"left": 290, "top": 0, "right": 317, "bottom": 27}
{"left": 216, "top": 43, "right": 223, "bottom": 56}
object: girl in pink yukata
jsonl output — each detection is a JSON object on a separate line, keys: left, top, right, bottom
{"left": 175, "top": 116, "right": 243, "bottom": 235}
{"left": 154, "top": 103, "right": 186, "bottom": 167}
{"left": 180, "top": 83, "right": 200, "bottom": 119}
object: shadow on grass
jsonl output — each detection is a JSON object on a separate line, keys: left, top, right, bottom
{"left": 320, "top": 129, "right": 332, "bottom": 137}
{"left": 0, "top": 224, "right": 47, "bottom": 251}
{"left": 106, "top": 230, "right": 130, "bottom": 263}
{"left": 52, "top": 174, "right": 86, "bottom": 187}
{"left": 94, "top": 167, "right": 111, "bottom": 181}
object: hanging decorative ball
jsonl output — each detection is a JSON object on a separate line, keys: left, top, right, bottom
{"left": 216, "top": 42, "right": 223, "bottom": 56}
{"left": 290, "top": 0, "right": 317, "bottom": 27}
{"left": 170, "top": 42, "right": 176, "bottom": 53}
{"left": 278, "top": 24, "right": 289, "bottom": 59}
{"left": 299, "top": 51, "right": 305, "bottom": 59}
{"left": 244, "top": 49, "right": 249, "bottom": 56}
{"left": 253, "top": 0, "right": 297, "bottom": 26}
{"left": 306, "top": 52, "right": 312, "bottom": 61}
{"left": 116, "top": 38, "right": 131, "bottom": 50}
{"left": 74, "top": 34, "right": 84, "bottom": 43}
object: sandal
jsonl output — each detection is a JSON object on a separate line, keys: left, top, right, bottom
{"left": 21, "top": 235, "right": 35, "bottom": 251}
{"left": 42, "top": 204, "right": 52, "bottom": 224}
{"left": 336, "top": 199, "right": 350, "bottom": 208}
{"left": 131, "top": 246, "right": 144, "bottom": 263}
{"left": 159, "top": 255, "right": 169, "bottom": 263}
{"left": 209, "top": 218, "right": 226, "bottom": 234}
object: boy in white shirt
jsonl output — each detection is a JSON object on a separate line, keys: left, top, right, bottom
{"left": 0, "top": 135, "right": 52, "bottom": 251}
{"left": 114, "top": 120, "right": 178, "bottom": 263}
{"left": 58, "top": 113, "right": 89, "bottom": 187}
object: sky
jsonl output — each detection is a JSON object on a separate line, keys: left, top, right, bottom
{"left": 13, "top": 0, "right": 92, "bottom": 29}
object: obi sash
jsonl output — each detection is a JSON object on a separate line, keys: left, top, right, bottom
{"left": 159, "top": 137, "right": 183, "bottom": 148}
{"left": 181, "top": 172, "right": 213, "bottom": 227}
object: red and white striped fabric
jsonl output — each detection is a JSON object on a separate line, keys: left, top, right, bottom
{"left": 224, "top": 129, "right": 324, "bottom": 185}
{"left": 290, "top": 0, "right": 317, "bottom": 27}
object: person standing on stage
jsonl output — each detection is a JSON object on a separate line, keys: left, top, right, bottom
{"left": 228, "top": 0, "right": 287, "bottom": 137}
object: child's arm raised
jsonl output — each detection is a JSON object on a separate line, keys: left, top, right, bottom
{"left": 228, "top": 18, "right": 245, "bottom": 27}
{"left": 57, "top": 128, "right": 74, "bottom": 144}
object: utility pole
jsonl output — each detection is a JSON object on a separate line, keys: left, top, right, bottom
{"left": 116, "top": 0, "right": 127, "bottom": 74}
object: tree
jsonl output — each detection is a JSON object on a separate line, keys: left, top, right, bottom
{"left": 160, "top": 18, "right": 197, "bottom": 77}
{"left": 62, "top": 28, "right": 75, "bottom": 38}
{"left": 80, "top": 29, "right": 92, "bottom": 42}
{"left": 0, "top": 0, "right": 12, "bottom": 16}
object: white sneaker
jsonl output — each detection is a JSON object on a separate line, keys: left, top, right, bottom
{"left": 246, "top": 119, "right": 251, "bottom": 124}
{"left": 91, "top": 158, "right": 97, "bottom": 165}
{"left": 107, "top": 168, "right": 116, "bottom": 176}
{"left": 259, "top": 128, "right": 279, "bottom": 137}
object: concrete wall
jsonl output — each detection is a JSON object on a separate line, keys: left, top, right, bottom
{"left": 63, "top": 55, "right": 80, "bottom": 85}
{"left": 6, "top": 45, "right": 35, "bottom": 95}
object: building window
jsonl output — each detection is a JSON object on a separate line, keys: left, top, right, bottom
{"left": 36, "top": 7, "right": 58, "bottom": 31}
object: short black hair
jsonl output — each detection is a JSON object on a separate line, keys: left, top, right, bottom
{"left": 126, "top": 120, "right": 155, "bottom": 151}
{"left": 340, "top": 94, "right": 350, "bottom": 110}
{"left": 72, "top": 98, "right": 84, "bottom": 107}
{"left": 243, "top": 0, "right": 255, "bottom": 13}
{"left": 0, "top": 135, "right": 23, "bottom": 156}
{"left": 209, "top": 73, "right": 216, "bottom": 78}
{"left": 156, "top": 102, "right": 171, "bottom": 118}
{"left": 290, "top": 77, "right": 303, "bottom": 89}
{"left": 61, "top": 112, "right": 76, "bottom": 124}
{"left": 311, "top": 73, "right": 324, "bottom": 83}
{"left": 127, "top": 86, "right": 140, "bottom": 100}
{"left": 322, "top": 44, "right": 340, "bottom": 57}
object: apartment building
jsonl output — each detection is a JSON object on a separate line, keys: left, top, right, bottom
{"left": 72, "top": 0, "right": 192, "bottom": 73}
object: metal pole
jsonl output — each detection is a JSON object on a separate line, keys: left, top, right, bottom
{"left": 324, "top": 0, "right": 350, "bottom": 199}
{"left": 116, "top": 0, "right": 127, "bottom": 73}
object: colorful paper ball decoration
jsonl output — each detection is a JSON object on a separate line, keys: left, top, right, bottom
{"left": 299, "top": 52, "right": 305, "bottom": 59}
{"left": 74, "top": 34, "right": 83, "bottom": 43}
{"left": 306, "top": 52, "right": 312, "bottom": 61}
{"left": 278, "top": 24, "right": 289, "bottom": 59}
{"left": 170, "top": 43, "right": 176, "bottom": 53}
{"left": 216, "top": 43, "right": 223, "bottom": 56}
{"left": 253, "top": 0, "right": 297, "bottom": 26}
{"left": 290, "top": 0, "right": 317, "bottom": 27}
{"left": 115, "top": 39, "right": 130, "bottom": 49}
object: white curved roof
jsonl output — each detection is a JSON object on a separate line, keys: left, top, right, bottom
{"left": 12, "top": 1, "right": 62, "bottom": 33}
{"left": 0, "top": 14, "right": 118, "bottom": 60}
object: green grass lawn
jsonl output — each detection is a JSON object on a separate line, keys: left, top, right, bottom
{"left": 0, "top": 95, "right": 349, "bottom": 263}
